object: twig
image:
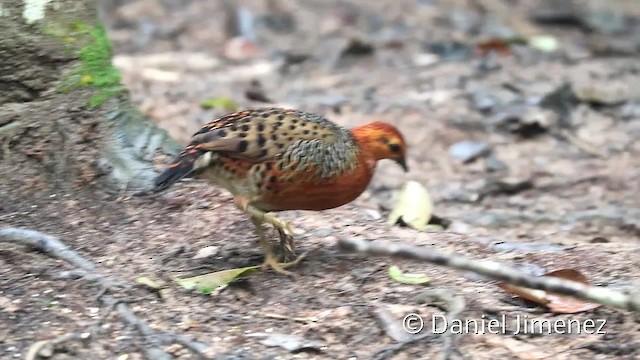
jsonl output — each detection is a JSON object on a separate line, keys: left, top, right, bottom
{"left": 0, "top": 227, "right": 214, "bottom": 360}
{"left": 338, "top": 238, "right": 640, "bottom": 313}
{"left": 0, "top": 228, "right": 95, "bottom": 271}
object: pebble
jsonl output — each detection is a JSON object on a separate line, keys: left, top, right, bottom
{"left": 449, "top": 140, "right": 491, "bottom": 163}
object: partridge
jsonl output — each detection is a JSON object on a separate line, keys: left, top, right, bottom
{"left": 154, "top": 108, "right": 407, "bottom": 275}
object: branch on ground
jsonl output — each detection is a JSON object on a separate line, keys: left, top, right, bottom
{"left": 338, "top": 237, "right": 640, "bottom": 313}
{"left": 0, "top": 227, "right": 214, "bottom": 360}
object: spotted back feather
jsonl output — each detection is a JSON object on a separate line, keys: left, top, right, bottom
{"left": 152, "top": 108, "right": 360, "bottom": 192}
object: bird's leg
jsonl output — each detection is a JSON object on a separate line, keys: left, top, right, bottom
{"left": 234, "top": 197, "right": 296, "bottom": 261}
{"left": 275, "top": 227, "right": 295, "bottom": 262}
{"left": 250, "top": 217, "right": 295, "bottom": 277}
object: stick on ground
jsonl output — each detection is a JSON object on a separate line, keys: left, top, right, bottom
{"left": 338, "top": 237, "right": 640, "bottom": 313}
{"left": 0, "top": 227, "right": 214, "bottom": 360}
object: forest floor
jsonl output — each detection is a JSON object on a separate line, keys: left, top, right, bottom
{"left": 1, "top": 0, "right": 640, "bottom": 359}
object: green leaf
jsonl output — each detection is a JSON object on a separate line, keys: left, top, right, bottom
{"left": 135, "top": 276, "right": 164, "bottom": 290}
{"left": 200, "top": 97, "right": 239, "bottom": 111}
{"left": 175, "top": 266, "right": 258, "bottom": 295}
{"left": 529, "top": 35, "right": 559, "bottom": 53}
{"left": 388, "top": 181, "right": 433, "bottom": 231}
{"left": 388, "top": 266, "right": 430, "bottom": 285}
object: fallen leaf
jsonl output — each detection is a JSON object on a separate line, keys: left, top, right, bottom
{"left": 529, "top": 35, "right": 559, "bottom": 53}
{"left": 388, "top": 266, "right": 430, "bottom": 285}
{"left": 498, "top": 269, "right": 601, "bottom": 314}
{"left": 174, "top": 255, "right": 307, "bottom": 295}
{"left": 247, "top": 332, "right": 323, "bottom": 352}
{"left": 175, "top": 266, "right": 258, "bottom": 294}
{"left": 135, "top": 276, "right": 165, "bottom": 290}
{"left": 388, "top": 181, "right": 433, "bottom": 231}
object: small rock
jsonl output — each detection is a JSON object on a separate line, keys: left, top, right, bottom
{"left": 449, "top": 140, "right": 491, "bottom": 163}
{"left": 621, "top": 102, "right": 640, "bottom": 119}
{"left": 489, "top": 105, "right": 556, "bottom": 138}
{"left": 413, "top": 53, "right": 439, "bottom": 67}
{"left": 424, "top": 41, "right": 472, "bottom": 61}
{"left": 447, "top": 221, "right": 472, "bottom": 234}
{"left": 361, "top": 209, "right": 382, "bottom": 221}
{"left": 193, "top": 246, "right": 219, "bottom": 259}
{"left": 223, "top": 36, "right": 261, "bottom": 61}
{"left": 484, "top": 155, "right": 507, "bottom": 172}
{"left": 472, "top": 92, "right": 498, "bottom": 112}
{"left": 572, "top": 78, "right": 632, "bottom": 105}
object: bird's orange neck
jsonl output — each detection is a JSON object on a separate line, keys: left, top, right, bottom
{"left": 351, "top": 124, "right": 390, "bottom": 163}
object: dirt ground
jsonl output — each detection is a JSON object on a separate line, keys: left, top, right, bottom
{"left": 1, "top": 0, "right": 640, "bottom": 359}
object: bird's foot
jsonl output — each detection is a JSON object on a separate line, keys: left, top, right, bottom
{"left": 261, "top": 250, "right": 297, "bottom": 278}
{"left": 261, "top": 250, "right": 309, "bottom": 278}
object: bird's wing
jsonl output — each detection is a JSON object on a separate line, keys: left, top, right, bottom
{"left": 189, "top": 108, "right": 358, "bottom": 174}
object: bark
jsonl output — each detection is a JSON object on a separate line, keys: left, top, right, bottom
{"left": 0, "top": 0, "right": 179, "bottom": 195}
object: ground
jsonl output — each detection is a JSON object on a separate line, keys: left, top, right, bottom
{"left": 1, "top": 0, "right": 640, "bottom": 359}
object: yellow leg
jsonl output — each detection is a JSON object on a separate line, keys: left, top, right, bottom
{"left": 251, "top": 218, "right": 296, "bottom": 277}
{"left": 235, "top": 197, "right": 296, "bottom": 261}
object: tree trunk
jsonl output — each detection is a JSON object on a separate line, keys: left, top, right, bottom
{"left": 0, "top": 0, "right": 179, "bottom": 197}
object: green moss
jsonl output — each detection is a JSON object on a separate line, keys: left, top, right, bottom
{"left": 199, "top": 97, "right": 239, "bottom": 111}
{"left": 58, "top": 23, "right": 123, "bottom": 107}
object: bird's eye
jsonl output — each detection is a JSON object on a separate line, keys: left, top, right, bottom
{"left": 389, "top": 143, "right": 401, "bottom": 153}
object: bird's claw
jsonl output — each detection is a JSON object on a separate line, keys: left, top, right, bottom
{"left": 261, "top": 251, "right": 297, "bottom": 278}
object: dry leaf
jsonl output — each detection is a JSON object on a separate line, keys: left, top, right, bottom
{"left": 388, "top": 181, "right": 432, "bottom": 231}
{"left": 175, "top": 266, "right": 258, "bottom": 294}
{"left": 135, "top": 276, "right": 165, "bottom": 290}
{"left": 498, "top": 269, "right": 601, "bottom": 314}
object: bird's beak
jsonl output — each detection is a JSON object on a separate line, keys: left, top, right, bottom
{"left": 396, "top": 158, "right": 409, "bottom": 172}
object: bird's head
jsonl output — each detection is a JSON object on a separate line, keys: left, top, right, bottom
{"left": 351, "top": 121, "right": 408, "bottom": 171}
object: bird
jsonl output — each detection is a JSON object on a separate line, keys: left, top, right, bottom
{"left": 153, "top": 107, "right": 408, "bottom": 276}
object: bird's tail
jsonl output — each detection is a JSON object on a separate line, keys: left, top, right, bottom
{"left": 153, "top": 147, "right": 205, "bottom": 192}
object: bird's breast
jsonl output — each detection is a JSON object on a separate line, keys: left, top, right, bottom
{"left": 255, "top": 153, "right": 375, "bottom": 211}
